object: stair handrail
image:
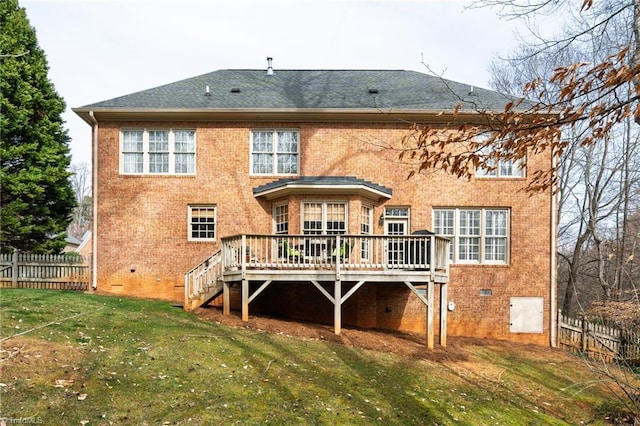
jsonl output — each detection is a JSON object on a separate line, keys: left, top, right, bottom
{"left": 184, "top": 250, "right": 222, "bottom": 300}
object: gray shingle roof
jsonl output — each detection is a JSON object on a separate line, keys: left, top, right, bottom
{"left": 79, "top": 69, "right": 521, "bottom": 112}
{"left": 253, "top": 176, "right": 392, "bottom": 200}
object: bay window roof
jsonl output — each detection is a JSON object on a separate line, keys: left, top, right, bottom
{"left": 252, "top": 176, "right": 392, "bottom": 201}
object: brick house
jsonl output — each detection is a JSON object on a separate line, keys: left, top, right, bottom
{"left": 74, "top": 61, "right": 557, "bottom": 347}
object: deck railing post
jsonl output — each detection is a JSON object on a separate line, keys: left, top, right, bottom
{"left": 429, "top": 235, "right": 435, "bottom": 282}
{"left": 335, "top": 235, "right": 341, "bottom": 280}
{"left": 241, "top": 235, "right": 247, "bottom": 279}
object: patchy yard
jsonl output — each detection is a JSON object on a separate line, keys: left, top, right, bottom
{"left": 0, "top": 289, "right": 635, "bottom": 425}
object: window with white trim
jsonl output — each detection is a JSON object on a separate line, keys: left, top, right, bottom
{"left": 302, "top": 202, "right": 347, "bottom": 235}
{"left": 361, "top": 205, "right": 372, "bottom": 260}
{"left": 273, "top": 204, "right": 289, "bottom": 235}
{"left": 251, "top": 129, "right": 299, "bottom": 175}
{"left": 433, "top": 208, "right": 509, "bottom": 264}
{"left": 475, "top": 134, "right": 525, "bottom": 178}
{"left": 384, "top": 207, "right": 410, "bottom": 219}
{"left": 188, "top": 205, "right": 216, "bottom": 241}
{"left": 433, "top": 209, "right": 454, "bottom": 261}
{"left": 121, "top": 129, "right": 195, "bottom": 175}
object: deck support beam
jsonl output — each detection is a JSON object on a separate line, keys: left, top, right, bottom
{"left": 248, "top": 280, "right": 272, "bottom": 304}
{"left": 223, "top": 280, "right": 230, "bottom": 316}
{"left": 439, "top": 283, "right": 448, "bottom": 347}
{"left": 341, "top": 280, "right": 366, "bottom": 304}
{"left": 241, "top": 279, "right": 248, "bottom": 321}
{"left": 310, "top": 280, "right": 334, "bottom": 303}
{"left": 334, "top": 280, "right": 342, "bottom": 335}
{"left": 226, "top": 270, "right": 448, "bottom": 349}
{"left": 427, "top": 281, "right": 435, "bottom": 350}
{"left": 403, "top": 280, "right": 435, "bottom": 349}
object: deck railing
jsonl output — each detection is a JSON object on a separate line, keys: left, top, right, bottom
{"left": 184, "top": 250, "right": 223, "bottom": 309}
{"left": 221, "top": 234, "right": 449, "bottom": 274}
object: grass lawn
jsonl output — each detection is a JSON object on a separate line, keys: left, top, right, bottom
{"left": 0, "top": 289, "right": 633, "bottom": 425}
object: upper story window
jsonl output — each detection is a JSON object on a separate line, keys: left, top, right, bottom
{"left": 251, "top": 130, "right": 299, "bottom": 175}
{"left": 121, "top": 129, "right": 195, "bottom": 175}
{"left": 188, "top": 205, "right": 216, "bottom": 241}
{"left": 433, "top": 208, "right": 509, "bottom": 265}
{"left": 474, "top": 134, "right": 525, "bottom": 178}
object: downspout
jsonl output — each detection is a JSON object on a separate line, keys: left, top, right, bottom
{"left": 550, "top": 146, "right": 558, "bottom": 347}
{"left": 88, "top": 111, "right": 98, "bottom": 291}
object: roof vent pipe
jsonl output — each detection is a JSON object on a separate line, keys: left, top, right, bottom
{"left": 205, "top": 85, "right": 211, "bottom": 96}
{"left": 266, "top": 57, "right": 274, "bottom": 75}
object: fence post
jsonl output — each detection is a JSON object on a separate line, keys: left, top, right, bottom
{"left": 581, "top": 315, "right": 588, "bottom": 352}
{"left": 557, "top": 309, "right": 562, "bottom": 348}
{"left": 11, "top": 249, "right": 18, "bottom": 288}
{"left": 87, "top": 254, "right": 93, "bottom": 292}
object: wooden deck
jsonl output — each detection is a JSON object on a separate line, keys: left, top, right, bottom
{"left": 222, "top": 234, "right": 449, "bottom": 283}
{"left": 185, "top": 234, "right": 450, "bottom": 348}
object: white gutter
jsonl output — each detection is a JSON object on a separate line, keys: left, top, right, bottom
{"left": 550, "top": 147, "right": 558, "bottom": 347}
{"left": 87, "top": 111, "right": 98, "bottom": 291}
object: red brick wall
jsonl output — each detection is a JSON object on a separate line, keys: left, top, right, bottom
{"left": 95, "top": 120, "right": 553, "bottom": 344}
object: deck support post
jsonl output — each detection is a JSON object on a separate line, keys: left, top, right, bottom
{"left": 427, "top": 280, "right": 435, "bottom": 350}
{"left": 222, "top": 280, "right": 230, "bottom": 316}
{"left": 241, "top": 279, "right": 249, "bottom": 321}
{"left": 334, "top": 279, "right": 341, "bottom": 335}
{"left": 439, "top": 283, "right": 448, "bottom": 347}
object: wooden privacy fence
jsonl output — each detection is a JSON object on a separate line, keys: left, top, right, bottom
{"left": 0, "top": 251, "right": 90, "bottom": 291}
{"left": 558, "top": 310, "right": 640, "bottom": 365}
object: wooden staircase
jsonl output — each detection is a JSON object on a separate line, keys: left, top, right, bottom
{"left": 184, "top": 250, "right": 223, "bottom": 311}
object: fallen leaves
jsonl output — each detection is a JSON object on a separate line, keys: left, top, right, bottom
{"left": 54, "top": 379, "right": 74, "bottom": 388}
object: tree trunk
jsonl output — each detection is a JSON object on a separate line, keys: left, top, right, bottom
{"left": 634, "top": 0, "right": 640, "bottom": 124}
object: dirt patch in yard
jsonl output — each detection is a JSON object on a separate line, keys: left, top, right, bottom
{"left": 194, "top": 306, "right": 564, "bottom": 365}
{"left": 0, "top": 337, "right": 85, "bottom": 393}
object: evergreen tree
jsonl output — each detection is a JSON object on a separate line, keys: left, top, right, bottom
{"left": 0, "top": 0, "right": 76, "bottom": 254}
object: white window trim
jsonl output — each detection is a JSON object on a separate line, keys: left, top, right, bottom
{"left": 249, "top": 129, "right": 300, "bottom": 176}
{"left": 433, "top": 207, "right": 510, "bottom": 265}
{"left": 273, "top": 202, "right": 289, "bottom": 235}
{"left": 188, "top": 205, "right": 217, "bottom": 242}
{"left": 361, "top": 205, "right": 373, "bottom": 234}
{"left": 360, "top": 204, "right": 373, "bottom": 261}
{"left": 475, "top": 157, "right": 526, "bottom": 178}
{"left": 300, "top": 200, "right": 348, "bottom": 234}
{"left": 120, "top": 128, "right": 196, "bottom": 175}
{"left": 384, "top": 206, "right": 410, "bottom": 219}
{"left": 474, "top": 134, "right": 525, "bottom": 178}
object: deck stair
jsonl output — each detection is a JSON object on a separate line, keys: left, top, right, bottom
{"left": 184, "top": 250, "right": 223, "bottom": 310}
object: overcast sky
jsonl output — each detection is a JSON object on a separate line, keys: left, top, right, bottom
{"left": 22, "top": 0, "right": 526, "bottom": 166}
